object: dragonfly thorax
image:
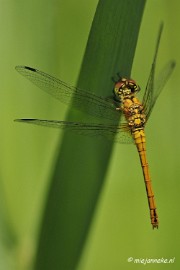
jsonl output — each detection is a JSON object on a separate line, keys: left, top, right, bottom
{"left": 114, "top": 77, "right": 140, "bottom": 102}
{"left": 122, "top": 99, "right": 146, "bottom": 129}
{"left": 128, "top": 106, "right": 146, "bottom": 128}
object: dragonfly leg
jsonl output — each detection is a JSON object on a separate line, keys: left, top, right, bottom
{"left": 116, "top": 107, "right": 121, "bottom": 111}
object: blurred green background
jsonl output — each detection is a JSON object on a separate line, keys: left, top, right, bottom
{"left": 0, "top": 0, "right": 179, "bottom": 269}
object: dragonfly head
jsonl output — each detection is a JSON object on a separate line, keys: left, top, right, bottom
{"left": 114, "top": 78, "right": 140, "bottom": 101}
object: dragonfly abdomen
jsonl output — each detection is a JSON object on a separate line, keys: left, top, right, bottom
{"left": 118, "top": 93, "right": 159, "bottom": 228}
{"left": 133, "top": 129, "right": 158, "bottom": 229}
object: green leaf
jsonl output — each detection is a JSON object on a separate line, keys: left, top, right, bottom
{"left": 34, "top": 0, "right": 146, "bottom": 270}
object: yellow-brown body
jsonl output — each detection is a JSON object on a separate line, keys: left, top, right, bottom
{"left": 114, "top": 77, "right": 158, "bottom": 228}
{"left": 121, "top": 95, "right": 158, "bottom": 228}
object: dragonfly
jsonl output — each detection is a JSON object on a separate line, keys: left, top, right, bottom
{"left": 15, "top": 23, "right": 175, "bottom": 229}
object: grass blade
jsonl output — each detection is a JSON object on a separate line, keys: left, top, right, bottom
{"left": 34, "top": 0, "right": 146, "bottom": 269}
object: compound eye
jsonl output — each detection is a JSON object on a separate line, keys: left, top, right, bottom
{"left": 118, "top": 82, "right": 125, "bottom": 90}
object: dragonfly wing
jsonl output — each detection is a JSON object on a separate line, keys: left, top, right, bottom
{"left": 142, "top": 23, "right": 163, "bottom": 118}
{"left": 142, "top": 24, "right": 176, "bottom": 121}
{"left": 15, "top": 118, "right": 133, "bottom": 144}
{"left": 146, "top": 61, "right": 175, "bottom": 119}
{"left": 15, "top": 66, "right": 120, "bottom": 122}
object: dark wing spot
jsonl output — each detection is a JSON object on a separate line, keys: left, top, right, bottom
{"left": 24, "top": 66, "right": 37, "bottom": 72}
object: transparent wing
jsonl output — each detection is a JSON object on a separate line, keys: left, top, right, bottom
{"left": 142, "top": 23, "right": 176, "bottom": 121}
{"left": 146, "top": 61, "right": 175, "bottom": 120}
{"left": 142, "top": 23, "right": 163, "bottom": 118}
{"left": 15, "top": 66, "right": 121, "bottom": 122}
{"left": 15, "top": 118, "right": 134, "bottom": 144}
